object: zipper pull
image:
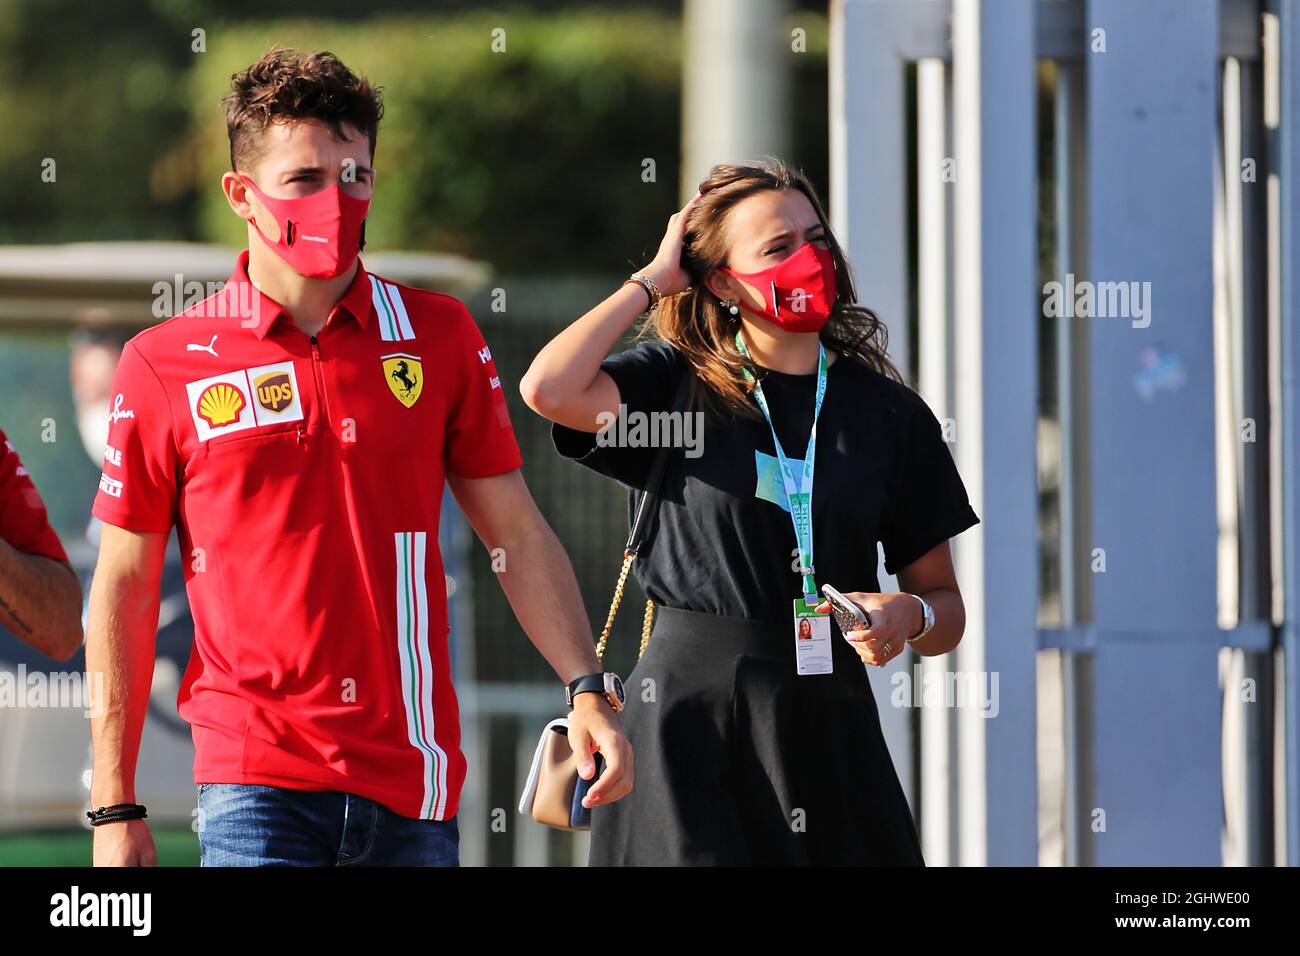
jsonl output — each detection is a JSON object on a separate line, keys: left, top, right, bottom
{"left": 296, "top": 424, "right": 306, "bottom": 445}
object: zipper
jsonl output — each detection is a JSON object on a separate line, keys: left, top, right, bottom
{"left": 309, "top": 333, "right": 334, "bottom": 437}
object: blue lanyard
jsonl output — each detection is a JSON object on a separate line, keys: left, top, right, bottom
{"left": 735, "top": 333, "right": 828, "bottom": 600}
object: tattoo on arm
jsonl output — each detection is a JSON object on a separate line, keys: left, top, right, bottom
{"left": 0, "top": 590, "right": 33, "bottom": 634}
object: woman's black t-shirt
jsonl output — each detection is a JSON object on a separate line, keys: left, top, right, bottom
{"left": 551, "top": 340, "right": 980, "bottom": 627}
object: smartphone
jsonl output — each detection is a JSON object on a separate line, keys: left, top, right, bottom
{"left": 820, "top": 583, "right": 871, "bottom": 634}
{"left": 571, "top": 751, "right": 606, "bottom": 829}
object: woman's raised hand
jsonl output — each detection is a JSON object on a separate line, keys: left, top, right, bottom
{"left": 641, "top": 191, "right": 703, "bottom": 298}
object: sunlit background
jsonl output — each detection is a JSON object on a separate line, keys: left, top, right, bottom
{"left": 2, "top": 0, "right": 1299, "bottom": 869}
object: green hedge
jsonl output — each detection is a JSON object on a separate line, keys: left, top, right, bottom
{"left": 0, "top": 0, "right": 194, "bottom": 242}
{"left": 0, "top": 5, "right": 830, "bottom": 270}
{"left": 186, "top": 11, "right": 684, "bottom": 275}
{"left": 184, "top": 9, "right": 830, "bottom": 274}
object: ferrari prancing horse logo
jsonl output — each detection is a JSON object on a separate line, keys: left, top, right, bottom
{"left": 382, "top": 352, "right": 423, "bottom": 408}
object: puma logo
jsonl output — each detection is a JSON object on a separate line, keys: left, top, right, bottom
{"left": 186, "top": 335, "right": 219, "bottom": 357}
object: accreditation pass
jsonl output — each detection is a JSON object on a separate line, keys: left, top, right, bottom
{"left": 793, "top": 597, "right": 834, "bottom": 675}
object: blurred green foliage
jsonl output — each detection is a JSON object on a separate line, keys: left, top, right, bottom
{"left": 0, "top": 0, "right": 194, "bottom": 241}
{"left": 186, "top": 11, "right": 683, "bottom": 275}
{"left": 0, "top": 2, "right": 831, "bottom": 273}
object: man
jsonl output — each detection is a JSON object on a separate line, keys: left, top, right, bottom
{"left": 0, "top": 427, "right": 82, "bottom": 660}
{"left": 86, "top": 48, "right": 631, "bottom": 867}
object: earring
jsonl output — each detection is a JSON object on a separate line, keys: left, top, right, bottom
{"left": 719, "top": 297, "right": 739, "bottom": 316}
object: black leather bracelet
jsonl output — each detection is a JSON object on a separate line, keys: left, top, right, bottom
{"left": 86, "top": 803, "right": 148, "bottom": 826}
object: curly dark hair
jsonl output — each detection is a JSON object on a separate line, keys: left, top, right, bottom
{"left": 223, "top": 47, "right": 384, "bottom": 172}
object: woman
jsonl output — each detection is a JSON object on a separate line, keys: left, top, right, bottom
{"left": 520, "top": 159, "right": 979, "bottom": 865}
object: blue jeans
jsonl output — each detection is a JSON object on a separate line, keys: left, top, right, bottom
{"left": 196, "top": 783, "right": 460, "bottom": 867}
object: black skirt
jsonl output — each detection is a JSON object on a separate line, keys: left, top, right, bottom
{"left": 589, "top": 605, "right": 925, "bottom": 866}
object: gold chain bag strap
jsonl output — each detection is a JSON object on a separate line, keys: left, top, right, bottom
{"left": 519, "top": 362, "right": 692, "bottom": 830}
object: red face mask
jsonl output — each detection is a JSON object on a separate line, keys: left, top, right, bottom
{"left": 240, "top": 175, "right": 370, "bottom": 280}
{"left": 720, "top": 241, "right": 838, "bottom": 332}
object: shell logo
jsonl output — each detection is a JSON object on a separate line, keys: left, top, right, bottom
{"left": 196, "top": 382, "right": 247, "bottom": 428}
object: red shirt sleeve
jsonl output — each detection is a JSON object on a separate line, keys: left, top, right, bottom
{"left": 90, "top": 341, "right": 180, "bottom": 533}
{"left": 443, "top": 302, "right": 523, "bottom": 479}
{"left": 0, "top": 428, "right": 69, "bottom": 563}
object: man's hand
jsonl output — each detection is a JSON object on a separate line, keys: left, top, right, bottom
{"left": 92, "top": 819, "right": 157, "bottom": 867}
{"left": 566, "top": 693, "right": 633, "bottom": 808}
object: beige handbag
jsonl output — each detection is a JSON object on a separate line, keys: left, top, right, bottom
{"left": 517, "top": 368, "right": 690, "bottom": 831}
{"left": 516, "top": 554, "right": 657, "bottom": 830}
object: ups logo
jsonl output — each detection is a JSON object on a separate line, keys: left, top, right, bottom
{"left": 254, "top": 371, "right": 294, "bottom": 413}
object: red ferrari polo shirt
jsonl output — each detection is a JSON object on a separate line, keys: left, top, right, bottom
{"left": 1, "top": 428, "right": 69, "bottom": 563}
{"left": 91, "top": 249, "right": 522, "bottom": 820}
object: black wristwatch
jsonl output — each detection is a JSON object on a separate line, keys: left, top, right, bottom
{"left": 565, "top": 672, "right": 625, "bottom": 713}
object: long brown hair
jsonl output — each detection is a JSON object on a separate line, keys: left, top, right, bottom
{"left": 648, "top": 158, "right": 902, "bottom": 419}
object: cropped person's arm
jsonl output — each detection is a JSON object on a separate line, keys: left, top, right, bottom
{"left": 0, "top": 536, "right": 82, "bottom": 661}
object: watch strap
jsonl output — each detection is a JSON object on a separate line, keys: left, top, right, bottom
{"left": 906, "top": 593, "right": 934, "bottom": 643}
{"left": 566, "top": 672, "right": 607, "bottom": 706}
